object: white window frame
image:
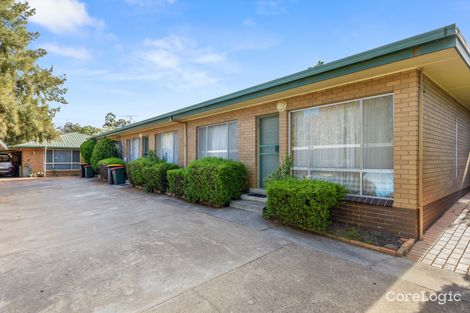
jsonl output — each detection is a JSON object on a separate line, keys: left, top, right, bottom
{"left": 46, "top": 149, "right": 81, "bottom": 171}
{"left": 155, "top": 131, "right": 178, "bottom": 164}
{"left": 197, "top": 121, "right": 238, "bottom": 160}
{"left": 288, "top": 93, "right": 394, "bottom": 199}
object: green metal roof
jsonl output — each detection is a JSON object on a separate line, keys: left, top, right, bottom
{"left": 95, "top": 24, "right": 469, "bottom": 138}
{"left": 13, "top": 133, "right": 90, "bottom": 149}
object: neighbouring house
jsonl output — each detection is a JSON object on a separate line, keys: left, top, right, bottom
{"left": 95, "top": 25, "right": 470, "bottom": 239}
{"left": 12, "top": 133, "right": 90, "bottom": 177}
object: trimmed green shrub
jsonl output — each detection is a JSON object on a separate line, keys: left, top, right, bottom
{"left": 263, "top": 178, "right": 347, "bottom": 231}
{"left": 168, "top": 168, "right": 188, "bottom": 198}
{"left": 90, "top": 138, "right": 118, "bottom": 171}
{"left": 97, "top": 157, "right": 125, "bottom": 181}
{"left": 127, "top": 159, "right": 146, "bottom": 187}
{"left": 142, "top": 162, "right": 179, "bottom": 193}
{"left": 80, "top": 138, "right": 96, "bottom": 164}
{"left": 126, "top": 154, "right": 162, "bottom": 188}
{"left": 96, "top": 157, "right": 125, "bottom": 168}
{"left": 185, "top": 157, "right": 248, "bottom": 207}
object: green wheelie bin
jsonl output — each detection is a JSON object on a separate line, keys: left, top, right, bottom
{"left": 111, "top": 167, "right": 126, "bottom": 185}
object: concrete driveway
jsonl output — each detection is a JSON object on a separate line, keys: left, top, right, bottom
{"left": 0, "top": 178, "right": 469, "bottom": 313}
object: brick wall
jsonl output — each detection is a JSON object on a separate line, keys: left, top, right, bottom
{"left": 422, "top": 75, "right": 470, "bottom": 229}
{"left": 46, "top": 169, "right": 80, "bottom": 177}
{"left": 113, "top": 123, "right": 186, "bottom": 167}
{"left": 20, "top": 148, "right": 44, "bottom": 175}
{"left": 331, "top": 202, "right": 418, "bottom": 238}
{"left": 110, "top": 70, "right": 421, "bottom": 211}
{"left": 105, "top": 70, "right": 423, "bottom": 237}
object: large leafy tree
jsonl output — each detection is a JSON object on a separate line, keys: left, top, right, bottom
{"left": 0, "top": 1, "right": 67, "bottom": 145}
{"left": 57, "top": 122, "right": 102, "bottom": 136}
{"left": 103, "top": 112, "right": 131, "bottom": 130}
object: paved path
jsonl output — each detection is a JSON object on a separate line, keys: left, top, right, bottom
{"left": 0, "top": 178, "right": 469, "bottom": 312}
{"left": 408, "top": 194, "right": 470, "bottom": 274}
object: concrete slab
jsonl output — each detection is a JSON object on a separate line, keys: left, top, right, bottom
{"left": 0, "top": 178, "right": 469, "bottom": 312}
{"left": 149, "top": 245, "right": 469, "bottom": 313}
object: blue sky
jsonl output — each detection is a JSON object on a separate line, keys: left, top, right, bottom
{"left": 27, "top": 0, "right": 470, "bottom": 128}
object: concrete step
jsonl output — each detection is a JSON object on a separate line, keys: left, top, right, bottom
{"left": 230, "top": 199, "right": 265, "bottom": 214}
{"left": 241, "top": 193, "right": 267, "bottom": 203}
{"left": 249, "top": 188, "right": 266, "bottom": 196}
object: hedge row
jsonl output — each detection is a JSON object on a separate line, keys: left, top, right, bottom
{"left": 142, "top": 163, "right": 179, "bottom": 192}
{"left": 168, "top": 168, "right": 187, "bottom": 198}
{"left": 263, "top": 178, "right": 347, "bottom": 231}
{"left": 185, "top": 157, "right": 248, "bottom": 207}
{"left": 127, "top": 157, "right": 247, "bottom": 207}
{"left": 127, "top": 157, "right": 179, "bottom": 193}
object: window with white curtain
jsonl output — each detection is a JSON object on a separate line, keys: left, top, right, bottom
{"left": 46, "top": 149, "right": 81, "bottom": 170}
{"left": 156, "top": 132, "right": 178, "bottom": 163}
{"left": 126, "top": 138, "right": 141, "bottom": 161}
{"left": 198, "top": 121, "right": 238, "bottom": 160}
{"left": 290, "top": 94, "right": 393, "bottom": 199}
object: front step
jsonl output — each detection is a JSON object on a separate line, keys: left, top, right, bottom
{"left": 249, "top": 188, "right": 266, "bottom": 196}
{"left": 241, "top": 193, "right": 267, "bottom": 203}
{"left": 230, "top": 199, "right": 265, "bottom": 214}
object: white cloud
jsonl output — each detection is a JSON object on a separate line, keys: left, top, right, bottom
{"left": 27, "top": 0, "right": 103, "bottom": 34}
{"left": 42, "top": 43, "right": 91, "bottom": 60}
{"left": 195, "top": 52, "right": 226, "bottom": 64}
{"left": 125, "top": 0, "right": 176, "bottom": 7}
{"left": 257, "top": 0, "right": 286, "bottom": 16}
{"left": 133, "top": 35, "right": 230, "bottom": 87}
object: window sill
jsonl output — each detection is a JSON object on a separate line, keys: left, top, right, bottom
{"left": 344, "top": 195, "right": 393, "bottom": 207}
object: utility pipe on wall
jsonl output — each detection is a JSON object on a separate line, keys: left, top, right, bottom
{"left": 418, "top": 69, "right": 424, "bottom": 240}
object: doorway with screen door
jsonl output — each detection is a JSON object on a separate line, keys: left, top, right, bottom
{"left": 258, "top": 114, "right": 279, "bottom": 188}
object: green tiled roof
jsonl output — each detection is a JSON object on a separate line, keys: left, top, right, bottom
{"left": 13, "top": 133, "right": 90, "bottom": 149}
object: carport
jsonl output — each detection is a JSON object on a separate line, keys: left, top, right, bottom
{"left": 0, "top": 139, "right": 22, "bottom": 177}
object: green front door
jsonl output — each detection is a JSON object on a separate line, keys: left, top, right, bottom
{"left": 258, "top": 114, "right": 279, "bottom": 187}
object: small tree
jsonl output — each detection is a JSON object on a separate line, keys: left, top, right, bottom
{"left": 80, "top": 138, "right": 96, "bottom": 164}
{"left": 90, "top": 138, "right": 118, "bottom": 171}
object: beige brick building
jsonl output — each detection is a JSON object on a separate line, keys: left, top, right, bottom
{"left": 98, "top": 25, "right": 470, "bottom": 239}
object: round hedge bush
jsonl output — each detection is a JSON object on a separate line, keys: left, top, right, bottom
{"left": 90, "top": 138, "right": 118, "bottom": 171}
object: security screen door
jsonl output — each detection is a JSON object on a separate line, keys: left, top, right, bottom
{"left": 258, "top": 114, "right": 279, "bottom": 187}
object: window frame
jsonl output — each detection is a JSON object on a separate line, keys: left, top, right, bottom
{"left": 197, "top": 120, "right": 238, "bottom": 160}
{"left": 155, "top": 131, "right": 178, "bottom": 164}
{"left": 288, "top": 93, "right": 394, "bottom": 199}
{"left": 45, "top": 149, "right": 81, "bottom": 171}
{"left": 142, "top": 136, "right": 149, "bottom": 157}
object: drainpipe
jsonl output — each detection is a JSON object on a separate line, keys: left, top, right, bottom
{"left": 418, "top": 69, "right": 424, "bottom": 240}
{"left": 44, "top": 145, "right": 47, "bottom": 178}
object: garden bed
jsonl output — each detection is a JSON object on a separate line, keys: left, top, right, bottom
{"left": 327, "top": 223, "right": 404, "bottom": 250}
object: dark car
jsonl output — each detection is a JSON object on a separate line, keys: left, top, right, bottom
{"left": 0, "top": 154, "right": 15, "bottom": 177}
